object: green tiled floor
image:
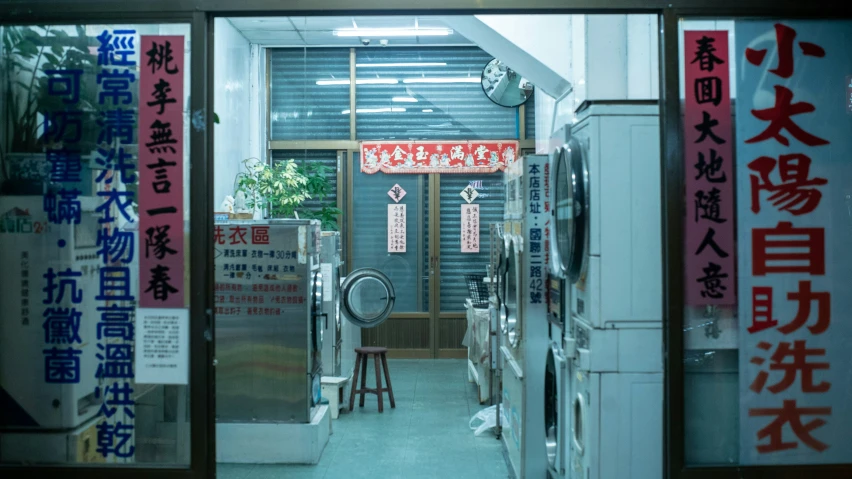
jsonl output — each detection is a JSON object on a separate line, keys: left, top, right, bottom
{"left": 217, "top": 359, "right": 509, "bottom": 479}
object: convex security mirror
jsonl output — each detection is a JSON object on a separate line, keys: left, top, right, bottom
{"left": 481, "top": 58, "right": 534, "bottom": 108}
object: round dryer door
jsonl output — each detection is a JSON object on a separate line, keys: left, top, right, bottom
{"left": 544, "top": 346, "right": 559, "bottom": 470}
{"left": 504, "top": 238, "right": 520, "bottom": 347}
{"left": 311, "top": 271, "right": 324, "bottom": 352}
{"left": 552, "top": 139, "right": 589, "bottom": 283}
{"left": 340, "top": 268, "right": 395, "bottom": 328}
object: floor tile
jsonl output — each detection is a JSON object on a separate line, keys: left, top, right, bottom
{"left": 217, "top": 359, "right": 509, "bottom": 479}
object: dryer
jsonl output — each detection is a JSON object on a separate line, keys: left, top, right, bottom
{"left": 544, "top": 134, "right": 587, "bottom": 479}
{"left": 500, "top": 154, "right": 549, "bottom": 479}
{"left": 567, "top": 100, "right": 664, "bottom": 479}
{"left": 320, "top": 231, "right": 342, "bottom": 377}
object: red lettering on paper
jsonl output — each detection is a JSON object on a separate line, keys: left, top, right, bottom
{"left": 750, "top": 400, "right": 831, "bottom": 453}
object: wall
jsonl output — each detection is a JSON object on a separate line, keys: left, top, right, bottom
{"left": 534, "top": 14, "right": 660, "bottom": 152}
{"left": 213, "top": 18, "right": 253, "bottom": 208}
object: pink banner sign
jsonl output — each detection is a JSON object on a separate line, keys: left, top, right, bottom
{"left": 388, "top": 204, "right": 406, "bottom": 253}
{"left": 684, "top": 31, "right": 736, "bottom": 306}
{"left": 139, "top": 35, "right": 185, "bottom": 308}
{"left": 461, "top": 204, "right": 480, "bottom": 253}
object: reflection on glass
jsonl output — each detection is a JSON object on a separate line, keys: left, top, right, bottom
{"left": 350, "top": 278, "right": 389, "bottom": 320}
{"left": 0, "top": 23, "right": 191, "bottom": 467}
{"left": 480, "top": 58, "right": 534, "bottom": 108}
{"left": 352, "top": 153, "right": 428, "bottom": 313}
{"left": 681, "top": 18, "right": 852, "bottom": 467}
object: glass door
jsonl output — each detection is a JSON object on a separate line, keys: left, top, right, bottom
{"left": 435, "top": 173, "right": 506, "bottom": 357}
{"left": 350, "top": 153, "right": 431, "bottom": 356}
{"left": 0, "top": 16, "right": 212, "bottom": 479}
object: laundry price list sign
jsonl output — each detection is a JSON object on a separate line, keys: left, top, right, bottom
{"left": 213, "top": 223, "right": 306, "bottom": 316}
{"left": 735, "top": 21, "right": 852, "bottom": 464}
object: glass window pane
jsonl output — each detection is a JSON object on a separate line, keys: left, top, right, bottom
{"left": 270, "top": 150, "right": 340, "bottom": 230}
{"left": 439, "top": 173, "right": 504, "bottom": 312}
{"left": 680, "top": 18, "right": 852, "bottom": 466}
{"left": 351, "top": 153, "right": 429, "bottom": 313}
{"left": 355, "top": 47, "right": 517, "bottom": 140}
{"left": 268, "top": 48, "right": 351, "bottom": 140}
{"left": 0, "top": 23, "right": 191, "bottom": 466}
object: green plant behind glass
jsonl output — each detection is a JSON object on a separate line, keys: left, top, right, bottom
{"left": 235, "top": 158, "right": 342, "bottom": 230}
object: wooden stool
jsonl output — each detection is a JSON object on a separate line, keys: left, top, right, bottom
{"left": 349, "top": 347, "right": 395, "bottom": 413}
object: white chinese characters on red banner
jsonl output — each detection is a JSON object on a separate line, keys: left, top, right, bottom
{"left": 388, "top": 204, "right": 406, "bottom": 253}
{"left": 361, "top": 140, "right": 519, "bottom": 174}
{"left": 735, "top": 20, "right": 852, "bottom": 465}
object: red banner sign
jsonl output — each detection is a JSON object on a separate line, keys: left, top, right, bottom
{"left": 683, "top": 31, "right": 736, "bottom": 306}
{"left": 361, "top": 140, "right": 519, "bottom": 174}
{"left": 139, "top": 36, "right": 185, "bottom": 308}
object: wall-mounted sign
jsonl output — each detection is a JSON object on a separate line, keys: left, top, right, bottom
{"left": 139, "top": 35, "right": 186, "bottom": 309}
{"left": 388, "top": 204, "right": 406, "bottom": 253}
{"left": 387, "top": 184, "right": 407, "bottom": 203}
{"left": 461, "top": 204, "right": 480, "bottom": 253}
{"left": 683, "top": 30, "right": 736, "bottom": 307}
{"left": 460, "top": 185, "right": 479, "bottom": 204}
{"left": 735, "top": 20, "right": 852, "bottom": 465}
{"left": 361, "top": 140, "right": 519, "bottom": 174}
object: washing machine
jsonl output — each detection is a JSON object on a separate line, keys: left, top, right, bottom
{"left": 571, "top": 321, "right": 663, "bottom": 479}
{"left": 500, "top": 154, "right": 549, "bottom": 479}
{"left": 566, "top": 100, "right": 664, "bottom": 479}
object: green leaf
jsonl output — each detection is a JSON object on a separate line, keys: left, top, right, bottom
{"left": 43, "top": 52, "right": 59, "bottom": 66}
{"left": 213, "top": 112, "right": 220, "bottom": 124}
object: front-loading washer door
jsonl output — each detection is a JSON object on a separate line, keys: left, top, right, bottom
{"left": 504, "top": 238, "right": 519, "bottom": 347}
{"left": 545, "top": 345, "right": 559, "bottom": 472}
{"left": 340, "top": 268, "right": 396, "bottom": 328}
{"left": 311, "top": 271, "right": 324, "bottom": 353}
{"left": 553, "top": 138, "right": 589, "bottom": 284}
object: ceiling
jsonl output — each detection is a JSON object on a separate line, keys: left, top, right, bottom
{"left": 227, "top": 16, "right": 474, "bottom": 47}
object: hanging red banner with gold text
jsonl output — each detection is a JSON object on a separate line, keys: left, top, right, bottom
{"left": 360, "top": 140, "right": 519, "bottom": 174}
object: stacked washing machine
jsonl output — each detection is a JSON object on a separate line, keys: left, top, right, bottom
{"left": 544, "top": 125, "right": 579, "bottom": 479}
{"left": 500, "top": 154, "right": 549, "bottom": 479}
{"left": 561, "top": 100, "right": 664, "bottom": 479}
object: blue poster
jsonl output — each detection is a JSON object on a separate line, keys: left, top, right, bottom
{"left": 735, "top": 20, "right": 852, "bottom": 465}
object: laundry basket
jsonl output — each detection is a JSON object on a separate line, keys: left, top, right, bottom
{"left": 464, "top": 273, "right": 490, "bottom": 309}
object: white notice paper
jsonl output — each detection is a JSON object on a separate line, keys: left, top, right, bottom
{"left": 321, "top": 263, "right": 333, "bottom": 301}
{"left": 135, "top": 308, "right": 189, "bottom": 385}
{"left": 461, "top": 204, "right": 480, "bottom": 253}
{"left": 388, "top": 204, "right": 407, "bottom": 253}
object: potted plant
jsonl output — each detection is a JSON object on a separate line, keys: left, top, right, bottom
{"left": 1, "top": 25, "right": 100, "bottom": 195}
{"left": 234, "top": 157, "right": 342, "bottom": 230}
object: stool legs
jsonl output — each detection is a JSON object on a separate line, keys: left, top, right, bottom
{"left": 374, "top": 354, "right": 384, "bottom": 413}
{"left": 359, "top": 353, "right": 369, "bottom": 407}
{"left": 381, "top": 353, "right": 396, "bottom": 409}
{"left": 348, "top": 352, "right": 362, "bottom": 411}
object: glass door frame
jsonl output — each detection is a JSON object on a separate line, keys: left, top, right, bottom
{"left": 0, "top": 8, "right": 214, "bottom": 479}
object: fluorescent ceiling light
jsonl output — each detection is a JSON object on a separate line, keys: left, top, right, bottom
{"left": 316, "top": 78, "right": 399, "bottom": 86}
{"left": 356, "top": 62, "right": 448, "bottom": 68}
{"left": 402, "top": 77, "right": 480, "bottom": 84}
{"left": 422, "top": 109, "right": 434, "bottom": 113}
{"left": 392, "top": 96, "right": 418, "bottom": 103}
{"left": 334, "top": 28, "right": 452, "bottom": 37}
{"left": 341, "top": 108, "right": 407, "bottom": 114}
